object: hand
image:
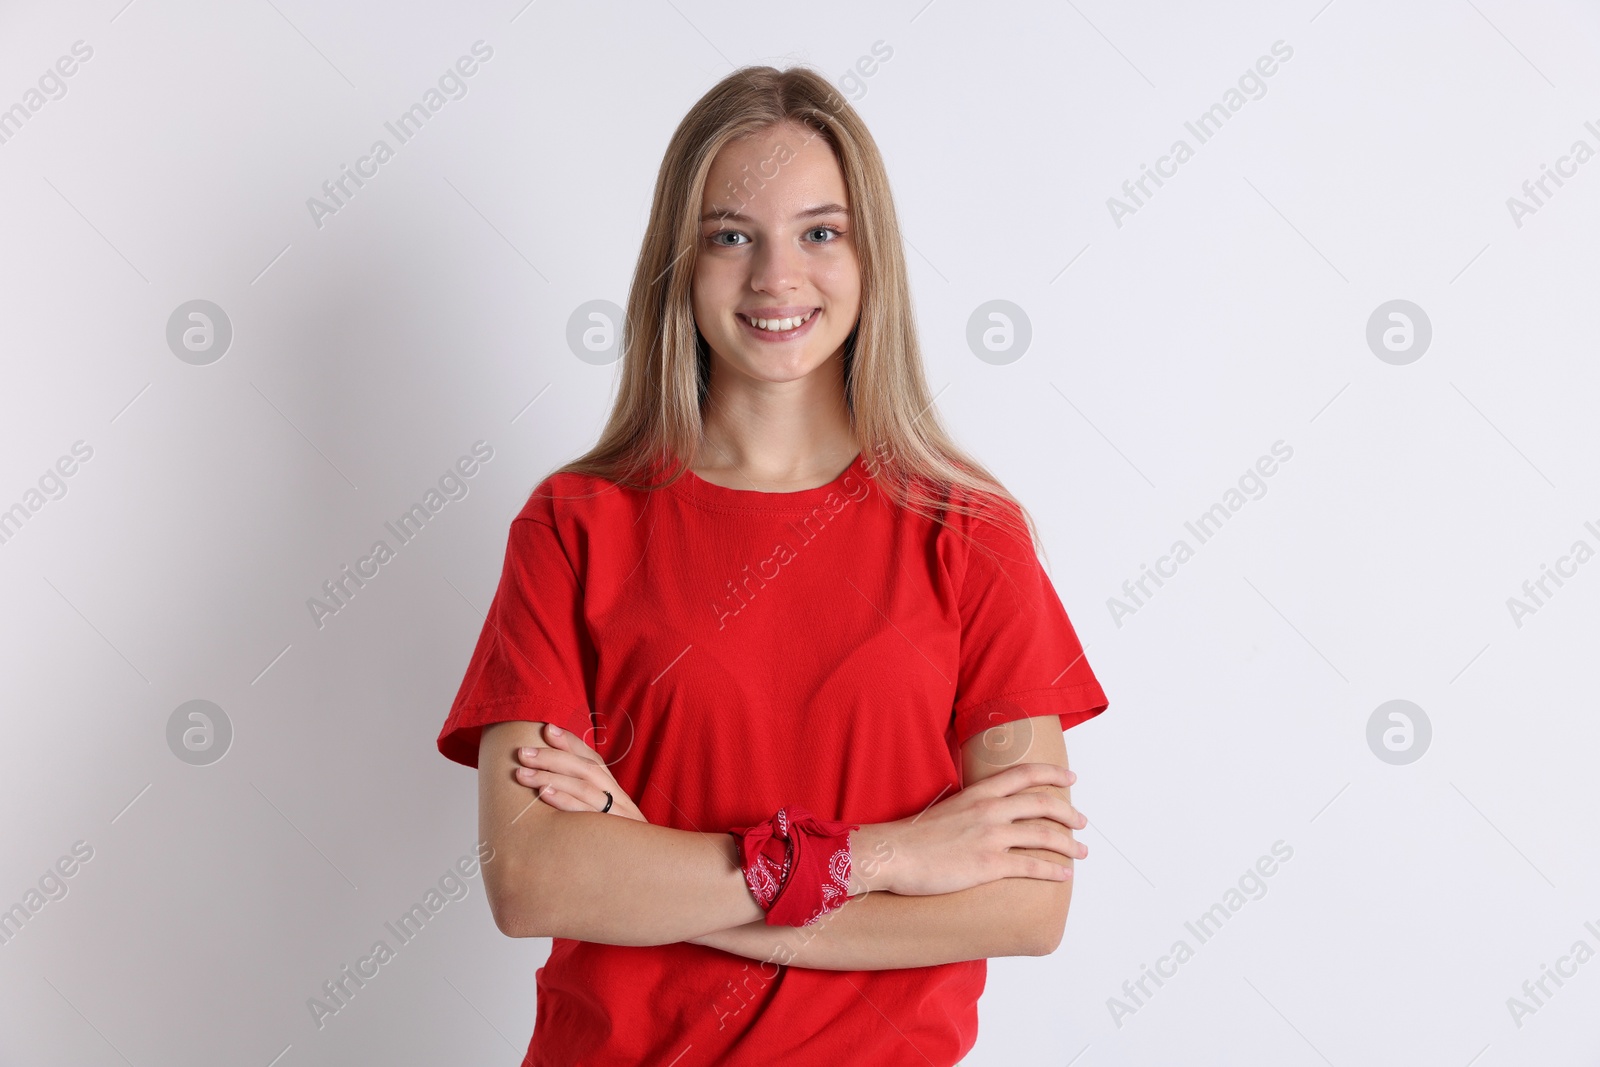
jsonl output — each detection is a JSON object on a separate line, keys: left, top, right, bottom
{"left": 858, "top": 762, "right": 1085, "bottom": 896}
{"left": 514, "top": 723, "right": 648, "bottom": 824}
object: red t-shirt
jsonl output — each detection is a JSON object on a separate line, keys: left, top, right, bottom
{"left": 436, "top": 452, "right": 1109, "bottom": 1067}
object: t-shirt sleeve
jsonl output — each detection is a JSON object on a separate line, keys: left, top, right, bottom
{"left": 435, "top": 514, "right": 596, "bottom": 769}
{"left": 949, "top": 497, "right": 1109, "bottom": 749}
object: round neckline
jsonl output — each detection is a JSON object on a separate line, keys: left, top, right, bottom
{"left": 669, "top": 452, "right": 867, "bottom": 512}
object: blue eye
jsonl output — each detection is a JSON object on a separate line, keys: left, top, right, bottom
{"left": 705, "top": 227, "right": 844, "bottom": 247}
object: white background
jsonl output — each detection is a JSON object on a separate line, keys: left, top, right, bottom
{"left": 3, "top": 1, "right": 1599, "bottom": 1064}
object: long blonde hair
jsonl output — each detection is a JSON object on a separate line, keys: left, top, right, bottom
{"left": 552, "top": 64, "right": 1043, "bottom": 557}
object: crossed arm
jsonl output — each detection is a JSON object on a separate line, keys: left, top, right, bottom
{"left": 477, "top": 714, "right": 1081, "bottom": 971}
{"left": 683, "top": 718, "right": 1080, "bottom": 970}
{"left": 681, "top": 854, "right": 1071, "bottom": 971}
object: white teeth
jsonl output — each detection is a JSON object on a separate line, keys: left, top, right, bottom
{"left": 745, "top": 310, "right": 815, "bottom": 332}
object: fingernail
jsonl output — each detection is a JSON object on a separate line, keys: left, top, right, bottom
{"left": 548, "top": 724, "right": 562, "bottom": 736}
{"left": 519, "top": 748, "right": 531, "bottom": 759}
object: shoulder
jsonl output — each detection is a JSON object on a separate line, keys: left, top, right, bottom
{"left": 514, "top": 467, "right": 635, "bottom": 528}
{"left": 934, "top": 478, "right": 1033, "bottom": 559}
{"left": 503, "top": 465, "right": 662, "bottom": 577}
{"left": 923, "top": 477, "right": 1044, "bottom": 613}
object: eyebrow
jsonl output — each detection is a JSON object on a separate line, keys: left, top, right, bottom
{"left": 700, "top": 202, "right": 851, "bottom": 224}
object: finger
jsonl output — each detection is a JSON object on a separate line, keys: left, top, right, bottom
{"left": 518, "top": 747, "right": 624, "bottom": 815}
{"left": 535, "top": 783, "right": 584, "bottom": 811}
{"left": 1037, "top": 793, "right": 1087, "bottom": 830}
{"left": 1001, "top": 855, "right": 1074, "bottom": 881}
{"left": 1006, "top": 823, "right": 1087, "bottom": 860}
{"left": 991, "top": 792, "right": 1085, "bottom": 830}
{"left": 543, "top": 722, "right": 600, "bottom": 760}
{"left": 515, "top": 768, "right": 594, "bottom": 802}
{"left": 537, "top": 782, "right": 607, "bottom": 813}
{"left": 967, "top": 762, "right": 1072, "bottom": 798}
{"left": 515, "top": 746, "right": 608, "bottom": 795}
{"left": 523, "top": 747, "right": 605, "bottom": 782}
{"left": 515, "top": 743, "right": 577, "bottom": 768}
{"left": 546, "top": 776, "right": 614, "bottom": 814}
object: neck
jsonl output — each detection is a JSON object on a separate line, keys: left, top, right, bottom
{"left": 694, "top": 353, "right": 857, "bottom": 486}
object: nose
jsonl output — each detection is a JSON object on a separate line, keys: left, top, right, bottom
{"left": 748, "top": 234, "right": 803, "bottom": 295}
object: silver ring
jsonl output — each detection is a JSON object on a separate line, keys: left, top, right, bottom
{"left": 600, "top": 790, "right": 614, "bottom": 814}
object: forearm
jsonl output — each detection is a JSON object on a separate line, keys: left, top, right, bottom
{"left": 512, "top": 818, "right": 877, "bottom": 947}
{"left": 492, "top": 813, "right": 765, "bottom": 944}
{"left": 480, "top": 722, "right": 765, "bottom": 945}
{"left": 688, "top": 803, "right": 1076, "bottom": 971}
{"left": 484, "top": 723, "right": 1079, "bottom": 955}
{"left": 690, "top": 872, "right": 1070, "bottom": 970}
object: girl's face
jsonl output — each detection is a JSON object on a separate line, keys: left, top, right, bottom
{"left": 691, "top": 122, "right": 862, "bottom": 387}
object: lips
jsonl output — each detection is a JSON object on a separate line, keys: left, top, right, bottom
{"left": 738, "top": 308, "right": 818, "bottom": 332}
{"left": 734, "top": 307, "right": 821, "bottom": 343}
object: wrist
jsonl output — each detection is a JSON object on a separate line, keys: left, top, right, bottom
{"left": 848, "top": 823, "right": 899, "bottom": 895}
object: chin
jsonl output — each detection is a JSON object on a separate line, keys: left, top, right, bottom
{"left": 711, "top": 341, "right": 844, "bottom": 384}
{"left": 736, "top": 358, "right": 829, "bottom": 384}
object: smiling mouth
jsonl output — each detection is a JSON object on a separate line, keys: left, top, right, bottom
{"left": 738, "top": 309, "right": 818, "bottom": 333}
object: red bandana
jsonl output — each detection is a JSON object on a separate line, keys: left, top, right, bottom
{"left": 730, "top": 805, "right": 860, "bottom": 927}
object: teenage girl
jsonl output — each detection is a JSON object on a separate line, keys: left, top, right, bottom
{"left": 437, "top": 64, "right": 1109, "bottom": 1067}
